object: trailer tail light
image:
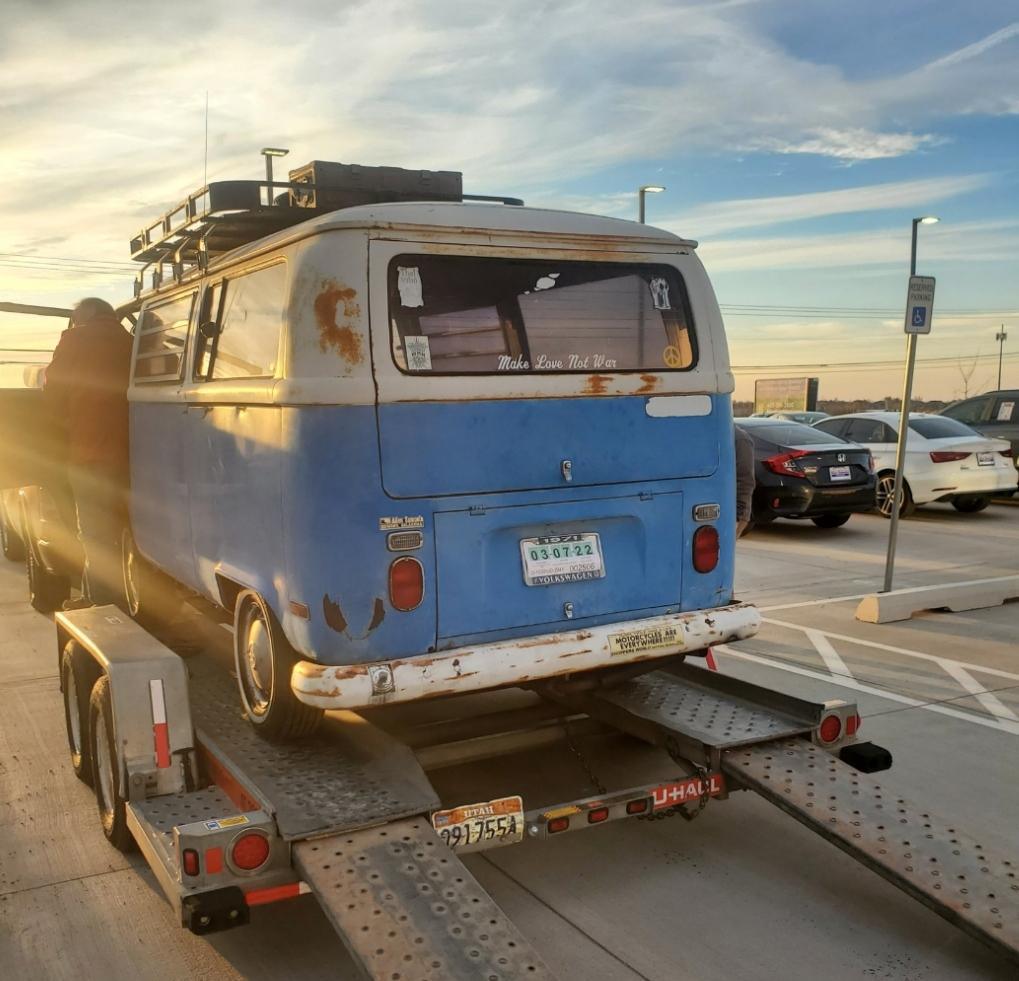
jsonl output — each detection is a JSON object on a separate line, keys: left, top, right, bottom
{"left": 182, "top": 848, "right": 200, "bottom": 877}
{"left": 548, "top": 816, "right": 570, "bottom": 834}
{"left": 389, "top": 557, "right": 424, "bottom": 611}
{"left": 692, "top": 526, "right": 719, "bottom": 573}
{"left": 929, "top": 451, "right": 970, "bottom": 463}
{"left": 846, "top": 713, "right": 861, "bottom": 737}
{"left": 1001, "top": 449, "right": 1013, "bottom": 458}
{"left": 763, "top": 449, "right": 810, "bottom": 478}
{"left": 231, "top": 832, "right": 271, "bottom": 872}
{"left": 626, "top": 798, "right": 649, "bottom": 815}
{"left": 587, "top": 807, "right": 609, "bottom": 825}
{"left": 817, "top": 714, "right": 843, "bottom": 744}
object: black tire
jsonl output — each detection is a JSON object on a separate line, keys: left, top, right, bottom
{"left": 234, "top": 591, "right": 323, "bottom": 741}
{"left": 875, "top": 472, "right": 916, "bottom": 519}
{"left": 26, "top": 541, "right": 70, "bottom": 613}
{"left": 951, "top": 495, "right": 990, "bottom": 513}
{"left": 88, "top": 675, "right": 134, "bottom": 851}
{"left": 122, "top": 526, "right": 180, "bottom": 624}
{"left": 60, "top": 641, "right": 96, "bottom": 786}
{"left": 811, "top": 513, "right": 852, "bottom": 529}
{"left": 1, "top": 502, "right": 25, "bottom": 562}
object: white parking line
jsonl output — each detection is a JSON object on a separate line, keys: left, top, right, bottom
{"left": 805, "top": 629, "right": 853, "bottom": 680}
{"left": 714, "top": 645, "right": 1019, "bottom": 736}
{"left": 759, "top": 593, "right": 871, "bottom": 612}
{"left": 938, "top": 660, "right": 1019, "bottom": 723}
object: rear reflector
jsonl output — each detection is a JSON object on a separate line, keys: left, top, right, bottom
{"left": 846, "top": 713, "right": 861, "bottom": 737}
{"left": 930, "top": 451, "right": 971, "bottom": 463}
{"left": 587, "top": 807, "right": 609, "bottom": 824}
{"left": 548, "top": 816, "right": 570, "bottom": 834}
{"left": 818, "top": 714, "right": 842, "bottom": 744}
{"left": 692, "top": 526, "right": 719, "bottom": 573}
{"left": 626, "top": 799, "right": 649, "bottom": 815}
{"left": 231, "top": 832, "right": 271, "bottom": 872}
{"left": 182, "top": 848, "right": 200, "bottom": 877}
{"left": 389, "top": 556, "right": 424, "bottom": 611}
{"left": 205, "top": 846, "right": 224, "bottom": 875}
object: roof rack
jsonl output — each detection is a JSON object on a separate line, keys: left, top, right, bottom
{"left": 129, "top": 161, "right": 523, "bottom": 297}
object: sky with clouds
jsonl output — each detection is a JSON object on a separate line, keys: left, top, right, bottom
{"left": 1, "top": 0, "right": 1017, "bottom": 401}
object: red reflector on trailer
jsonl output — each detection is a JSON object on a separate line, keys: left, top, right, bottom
{"left": 587, "top": 807, "right": 609, "bottom": 824}
{"left": 231, "top": 832, "right": 271, "bottom": 871}
{"left": 182, "top": 848, "right": 200, "bottom": 877}
{"left": 692, "top": 526, "right": 719, "bottom": 573}
{"left": 389, "top": 556, "right": 424, "bottom": 611}
{"left": 626, "top": 799, "right": 649, "bottom": 815}
{"left": 846, "top": 713, "right": 861, "bottom": 736}
{"left": 245, "top": 882, "right": 310, "bottom": 907}
{"left": 818, "top": 714, "right": 842, "bottom": 744}
{"left": 548, "top": 816, "right": 570, "bottom": 834}
{"left": 205, "top": 846, "right": 224, "bottom": 875}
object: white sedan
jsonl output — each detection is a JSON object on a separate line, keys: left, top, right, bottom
{"left": 814, "top": 412, "right": 1014, "bottom": 516}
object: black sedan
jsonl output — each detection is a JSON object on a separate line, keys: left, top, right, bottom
{"left": 736, "top": 418, "right": 876, "bottom": 528}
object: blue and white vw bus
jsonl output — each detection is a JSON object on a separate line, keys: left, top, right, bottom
{"left": 126, "top": 192, "right": 759, "bottom": 738}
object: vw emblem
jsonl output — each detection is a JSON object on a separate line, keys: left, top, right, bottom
{"left": 837, "top": 453, "right": 847, "bottom": 463}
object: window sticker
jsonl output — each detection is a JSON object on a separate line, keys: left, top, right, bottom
{"left": 649, "top": 277, "right": 671, "bottom": 310}
{"left": 998, "top": 401, "right": 1014, "bottom": 421}
{"left": 662, "top": 345, "right": 683, "bottom": 368}
{"left": 533, "top": 272, "right": 560, "bottom": 292}
{"left": 397, "top": 266, "right": 424, "bottom": 308}
{"left": 404, "top": 335, "right": 432, "bottom": 371}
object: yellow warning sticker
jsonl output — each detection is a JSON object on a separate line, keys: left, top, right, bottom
{"left": 608, "top": 624, "right": 684, "bottom": 657}
{"left": 205, "top": 814, "right": 250, "bottom": 831}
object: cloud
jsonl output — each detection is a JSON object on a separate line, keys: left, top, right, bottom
{"left": 749, "top": 127, "right": 943, "bottom": 162}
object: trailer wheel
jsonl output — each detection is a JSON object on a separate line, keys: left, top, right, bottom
{"left": 234, "top": 591, "right": 323, "bottom": 741}
{"left": 60, "top": 641, "right": 96, "bottom": 786}
{"left": 89, "top": 675, "right": 134, "bottom": 851}
{"left": 26, "top": 541, "right": 70, "bottom": 613}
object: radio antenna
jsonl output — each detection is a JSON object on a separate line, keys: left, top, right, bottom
{"left": 203, "top": 91, "right": 209, "bottom": 188}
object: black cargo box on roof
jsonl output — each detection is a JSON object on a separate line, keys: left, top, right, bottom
{"left": 288, "top": 161, "right": 462, "bottom": 210}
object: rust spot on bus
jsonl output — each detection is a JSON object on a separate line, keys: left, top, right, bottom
{"left": 366, "top": 597, "right": 386, "bottom": 634}
{"left": 584, "top": 373, "right": 611, "bottom": 395}
{"left": 322, "top": 594, "right": 348, "bottom": 633}
{"left": 314, "top": 280, "right": 363, "bottom": 364}
{"left": 636, "top": 374, "right": 659, "bottom": 394}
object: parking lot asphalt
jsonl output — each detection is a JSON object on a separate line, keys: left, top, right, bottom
{"left": 1, "top": 501, "right": 1017, "bottom": 980}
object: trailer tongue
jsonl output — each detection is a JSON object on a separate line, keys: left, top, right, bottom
{"left": 55, "top": 608, "right": 1019, "bottom": 977}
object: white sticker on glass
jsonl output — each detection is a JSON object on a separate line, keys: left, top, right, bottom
{"left": 405, "top": 335, "right": 432, "bottom": 371}
{"left": 649, "top": 278, "right": 671, "bottom": 310}
{"left": 997, "top": 401, "right": 1014, "bottom": 421}
{"left": 398, "top": 266, "right": 424, "bottom": 308}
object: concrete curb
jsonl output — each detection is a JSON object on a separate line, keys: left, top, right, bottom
{"left": 855, "top": 575, "right": 1019, "bottom": 624}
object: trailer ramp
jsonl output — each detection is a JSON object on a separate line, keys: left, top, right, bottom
{"left": 295, "top": 817, "right": 554, "bottom": 981}
{"left": 725, "top": 739, "right": 1019, "bottom": 967}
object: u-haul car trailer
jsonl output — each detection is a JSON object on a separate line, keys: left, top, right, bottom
{"left": 55, "top": 606, "right": 1019, "bottom": 979}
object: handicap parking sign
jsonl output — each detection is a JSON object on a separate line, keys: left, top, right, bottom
{"left": 911, "top": 306, "right": 926, "bottom": 328}
{"left": 904, "top": 276, "right": 935, "bottom": 334}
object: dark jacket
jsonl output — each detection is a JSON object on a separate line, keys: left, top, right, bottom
{"left": 735, "top": 426, "right": 755, "bottom": 522}
{"left": 44, "top": 316, "right": 133, "bottom": 474}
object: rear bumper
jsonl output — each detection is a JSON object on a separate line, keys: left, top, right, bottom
{"left": 291, "top": 602, "right": 761, "bottom": 710}
{"left": 754, "top": 479, "right": 876, "bottom": 518}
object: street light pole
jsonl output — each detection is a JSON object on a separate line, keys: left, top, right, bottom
{"left": 882, "top": 215, "right": 939, "bottom": 593}
{"left": 997, "top": 326, "right": 1008, "bottom": 390}
{"left": 637, "top": 184, "right": 665, "bottom": 223}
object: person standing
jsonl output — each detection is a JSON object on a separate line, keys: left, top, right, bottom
{"left": 735, "top": 424, "right": 755, "bottom": 538}
{"left": 44, "top": 298, "right": 133, "bottom": 608}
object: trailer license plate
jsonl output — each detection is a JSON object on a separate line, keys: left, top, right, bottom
{"left": 519, "top": 534, "right": 604, "bottom": 586}
{"left": 829, "top": 465, "right": 852, "bottom": 482}
{"left": 977, "top": 451, "right": 994, "bottom": 466}
{"left": 431, "top": 795, "right": 524, "bottom": 853}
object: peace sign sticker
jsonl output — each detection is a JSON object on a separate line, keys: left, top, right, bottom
{"left": 662, "top": 345, "right": 683, "bottom": 368}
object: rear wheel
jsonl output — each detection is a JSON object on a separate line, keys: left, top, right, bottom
{"left": 876, "top": 472, "right": 915, "bottom": 519}
{"left": 88, "top": 675, "right": 133, "bottom": 851}
{"left": 60, "top": 641, "right": 96, "bottom": 785}
{"left": 811, "top": 513, "right": 851, "bottom": 529}
{"left": 952, "top": 495, "right": 990, "bottom": 513}
{"left": 122, "top": 527, "right": 180, "bottom": 623}
{"left": 26, "top": 542, "right": 70, "bottom": 613}
{"left": 1, "top": 501, "right": 25, "bottom": 562}
{"left": 234, "top": 591, "right": 323, "bottom": 741}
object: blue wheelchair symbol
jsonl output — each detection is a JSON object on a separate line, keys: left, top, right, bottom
{"left": 911, "top": 306, "right": 926, "bottom": 327}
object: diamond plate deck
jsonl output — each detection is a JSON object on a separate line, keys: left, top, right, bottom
{"left": 596, "top": 669, "right": 813, "bottom": 749}
{"left": 724, "top": 739, "right": 1019, "bottom": 967}
{"left": 294, "top": 817, "right": 555, "bottom": 981}
{"left": 186, "top": 659, "right": 439, "bottom": 840}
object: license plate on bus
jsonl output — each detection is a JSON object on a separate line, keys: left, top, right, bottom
{"left": 828, "top": 465, "right": 852, "bottom": 482}
{"left": 977, "top": 451, "right": 995, "bottom": 466}
{"left": 431, "top": 795, "right": 524, "bottom": 852}
{"left": 519, "top": 534, "right": 604, "bottom": 586}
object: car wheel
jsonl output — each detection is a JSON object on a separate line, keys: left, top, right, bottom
{"left": 122, "top": 527, "right": 180, "bottom": 624}
{"left": 1, "top": 500, "right": 26, "bottom": 562}
{"left": 811, "top": 513, "right": 851, "bottom": 528}
{"left": 951, "top": 495, "right": 990, "bottom": 513}
{"left": 234, "top": 591, "right": 323, "bottom": 741}
{"left": 875, "top": 472, "right": 916, "bottom": 519}
{"left": 26, "top": 541, "right": 71, "bottom": 613}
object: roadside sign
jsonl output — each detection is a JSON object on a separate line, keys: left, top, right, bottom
{"left": 904, "top": 275, "right": 935, "bottom": 334}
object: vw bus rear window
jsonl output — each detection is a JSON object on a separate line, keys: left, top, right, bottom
{"left": 388, "top": 255, "right": 695, "bottom": 374}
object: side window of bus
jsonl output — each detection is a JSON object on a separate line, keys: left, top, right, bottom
{"left": 134, "top": 291, "right": 196, "bottom": 382}
{"left": 194, "top": 263, "right": 286, "bottom": 381}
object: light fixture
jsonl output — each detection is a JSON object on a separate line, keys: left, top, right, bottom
{"left": 260, "top": 147, "right": 290, "bottom": 202}
{"left": 637, "top": 184, "right": 667, "bottom": 223}
{"left": 918, "top": 215, "right": 940, "bottom": 225}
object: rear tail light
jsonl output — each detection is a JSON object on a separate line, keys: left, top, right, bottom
{"left": 763, "top": 449, "right": 810, "bottom": 478}
{"left": 548, "top": 816, "right": 570, "bottom": 834}
{"left": 626, "top": 798, "right": 649, "bottom": 815}
{"left": 866, "top": 452, "right": 875, "bottom": 474}
{"left": 587, "top": 807, "right": 609, "bottom": 824}
{"left": 230, "top": 832, "right": 271, "bottom": 872}
{"left": 846, "top": 713, "right": 861, "bottom": 737}
{"left": 389, "top": 557, "right": 424, "bottom": 611}
{"left": 817, "top": 714, "right": 842, "bottom": 744}
{"left": 182, "top": 848, "right": 200, "bottom": 877}
{"left": 1000, "top": 449, "right": 1013, "bottom": 458}
{"left": 929, "top": 451, "right": 971, "bottom": 463}
{"left": 692, "top": 526, "right": 719, "bottom": 573}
